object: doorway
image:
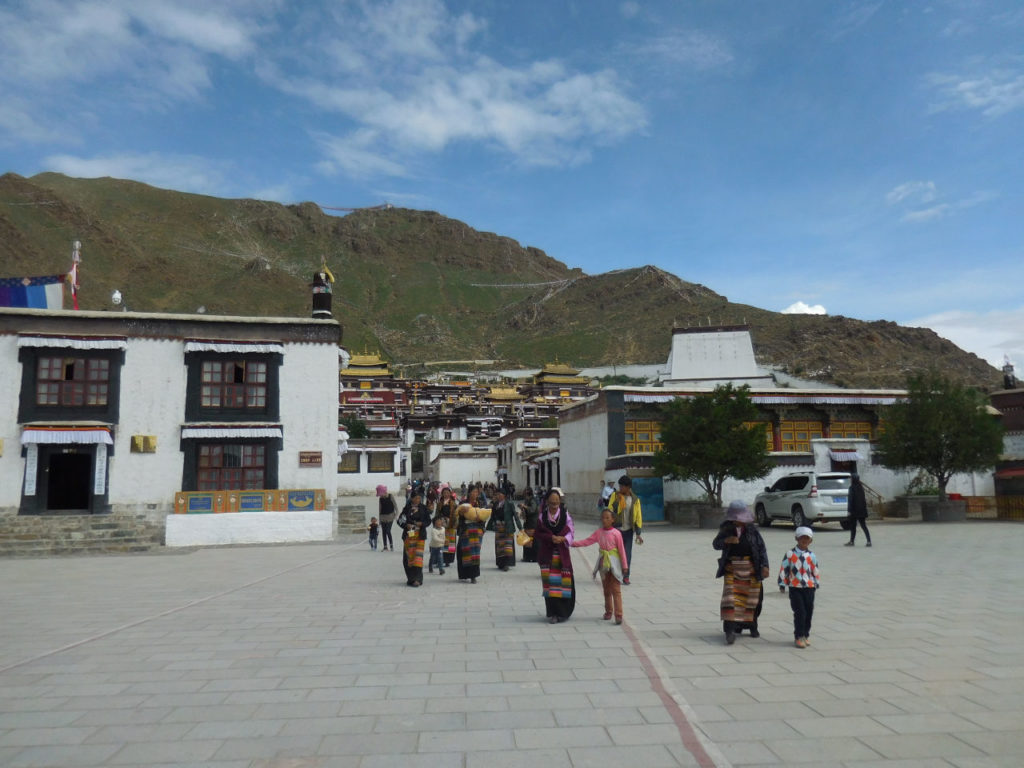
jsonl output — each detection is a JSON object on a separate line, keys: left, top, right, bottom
{"left": 46, "top": 450, "right": 92, "bottom": 512}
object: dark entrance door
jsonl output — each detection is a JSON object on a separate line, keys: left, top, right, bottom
{"left": 46, "top": 451, "right": 92, "bottom": 512}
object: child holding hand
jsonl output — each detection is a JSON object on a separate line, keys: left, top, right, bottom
{"left": 572, "top": 509, "right": 628, "bottom": 624}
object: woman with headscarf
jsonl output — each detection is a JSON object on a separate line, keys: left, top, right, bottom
{"left": 713, "top": 500, "right": 769, "bottom": 644}
{"left": 533, "top": 487, "right": 576, "bottom": 624}
{"left": 453, "top": 486, "right": 489, "bottom": 584}
{"left": 376, "top": 484, "right": 397, "bottom": 552}
{"left": 435, "top": 484, "right": 459, "bottom": 567}
{"left": 397, "top": 488, "right": 430, "bottom": 587}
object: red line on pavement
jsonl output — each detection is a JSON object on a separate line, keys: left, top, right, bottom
{"left": 623, "top": 621, "right": 719, "bottom": 768}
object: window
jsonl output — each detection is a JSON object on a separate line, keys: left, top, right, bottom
{"left": 197, "top": 444, "right": 265, "bottom": 490}
{"left": 624, "top": 419, "right": 664, "bottom": 454}
{"left": 36, "top": 357, "right": 110, "bottom": 406}
{"left": 186, "top": 352, "right": 280, "bottom": 421}
{"left": 200, "top": 360, "right": 267, "bottom": 409}
{"left": 368, "top": 452, "right": 394, "bottom": 473}
{"left": 779, "top": 420, "right": 822, "bottom": 452}
{"left": 338, "top": 451, "right": 360, "bottom": 473}
{"left": 831, "top": 420, "right": 873, "bottom": 440}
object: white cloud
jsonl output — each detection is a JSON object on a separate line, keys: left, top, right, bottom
{"left": 620, "top": 2, "right": 641, "bottom": 19}
{"left": 263, "top": 2, "right": 648, "bottom": 174}
{"left": 885, "top": 181, "right": 995, "bottom": 224}
{"left": 315, "top": 131, "right": 409, "bottom": 179}
{"left": 927, "top": 69, "right": 1024, "bottom": 117}
{"left": 43, "top": 151, "right": 229, "bottom": 196}
{"left": 906, "top": 307, "right": 1024, "bottom": 368}
{"left": 886, "top": 180, "right": 936, "bottom": 205}
{"left": 830, "top": 3, "right": 883, "bottom": 39}
{"left": 0, "top": 0, "right": 274, "bottom": 141}
{"left": 782, "top": 302, "right": 827, "bottom": 315}
{"left": 900, "top": 190, "right": 996, "bottom": 224}
{"left": 628, "top": 31, "right": 734, "bottom": 71}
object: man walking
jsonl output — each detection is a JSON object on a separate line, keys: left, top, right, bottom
{"left": 606, "top": 475, "right": 643, "bottom": 584}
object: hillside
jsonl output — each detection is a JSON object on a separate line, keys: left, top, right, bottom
{"left": 0, "top": 172, "right": 1001, "bottom": 390}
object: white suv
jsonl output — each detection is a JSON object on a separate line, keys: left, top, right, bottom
{"left": 754, "top": 471, "right": 851, "bottom": 528}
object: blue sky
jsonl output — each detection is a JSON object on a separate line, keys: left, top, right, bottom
{"left": 1, "top": 0, "right": 1021, "bottom": 369}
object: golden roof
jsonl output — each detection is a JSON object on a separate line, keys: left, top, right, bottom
{"left": 538, "top": 361, "right": 580, "bottom": 376}
{"left": 487, "top": 386, "right": 525, "bottom": 401}
{"left": 341, "top": 351, "right": 392, "bottom": 377}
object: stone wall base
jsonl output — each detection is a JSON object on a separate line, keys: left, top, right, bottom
{"left": 921, "top": 500, "right": 967, "bottom": 522}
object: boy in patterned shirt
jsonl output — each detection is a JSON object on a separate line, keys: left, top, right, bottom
{"left": 778, "top": 526, "right": 820, "bottom": 648}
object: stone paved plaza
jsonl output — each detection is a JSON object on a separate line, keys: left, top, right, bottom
{"left": 0, "top": 519, "right": 1022, "bottom": 767}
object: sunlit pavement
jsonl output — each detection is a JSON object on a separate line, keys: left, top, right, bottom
{"left": 0, "top": 518, "right": 1021, "bottom": 767}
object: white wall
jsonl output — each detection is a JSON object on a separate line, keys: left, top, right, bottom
{"left": 666, "top": 329, "right": 761, "bottom": 381}
{"left": 109, "top": 338, "right": 187, "bottom": 510}
{"left": 279, "top": 343, "right": 341, "bottom": 502}
{"left": 559, "top": 410, "right": 608, "bottom": 498}
{"left": 0, "top": 335, "right": 23, "bottom": 510}
{"left": 432, "top": 454, "right": 497, "bottom": 485}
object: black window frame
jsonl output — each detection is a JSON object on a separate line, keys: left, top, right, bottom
{"left": 181, "top": 437, "right": 281, "bottom": 492}
{"left": 18, "top": 347, "right": 124, "bottom": 423}
{"left": 185, "top": 351, "right": 282, "bottom": 422}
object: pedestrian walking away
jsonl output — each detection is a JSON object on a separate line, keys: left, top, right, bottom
{"left": 572, "top": 508, "right": 628, "bottom": 624}
{"left": 606, "top": 475, "right": 643, "bottom": 584}
{"left": 779, "top": 526, "right": 821, "bottom": 648}
{"left": 534, "top": 487, "right": 575, "bottom": 623}
{"left": 846, "top": 472, "right": 872, "bottom": 547}
{"left": 377, "top": 484, "right": 398, "bottom": 551}
{"left": 488, "top": 487, "right": 521, "bottom": 571}
{"left": 713, "top": 500, "right": 770, "bottom": 644}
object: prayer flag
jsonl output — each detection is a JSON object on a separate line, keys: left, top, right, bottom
{"left": 0, "top": 275, "right": 66, "bottom": 309}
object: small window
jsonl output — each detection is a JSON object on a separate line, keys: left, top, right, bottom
{"left": 200, "top": 360, "right": 267, "bottom": 410}
{"left": 197, "top": 443, "right": 265, "bottom": 490}
{"left": 36, "top": 356, "right": 109, "bottom": 407}
{"left": 368, "top": 452, "right": 394, "bottom": 473}
{"left": 338, "top": 452, "right": 360, "bottom": 473}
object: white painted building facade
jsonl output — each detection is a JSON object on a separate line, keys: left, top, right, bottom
{"left": 0, "top": 308, "right": 341, "bottom": 533}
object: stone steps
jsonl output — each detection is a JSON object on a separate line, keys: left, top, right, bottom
{"left": 0, "top": 514, "right": 164, "bottom": 556}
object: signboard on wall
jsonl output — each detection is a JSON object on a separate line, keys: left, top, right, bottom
{"left": 299, "top": 451, "right": 323, "bottom": 467}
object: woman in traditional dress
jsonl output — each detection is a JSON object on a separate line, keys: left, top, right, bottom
{"left": 713, "top": 500, "right": 769, "bottom": 644}
{"left": 487, "top": 487, "right": 521, "bottom": 571}
{"left": 397, "top": 489, "right": 430, "bottom": 587}
{"left": 533, "top": 487, "right": 575, "bottom": 623}
{"left": 454, "top": 486, "right": 488, "bottom": 584}
{"left": 435, "top": 484, "right": 459, "bottom": 567}
{"left": 519, "top": 486, "right": 539, "bottom": 563}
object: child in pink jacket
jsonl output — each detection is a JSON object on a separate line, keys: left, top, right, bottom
{"left": 571, "top": 509, "right": 629, "bottom": 624}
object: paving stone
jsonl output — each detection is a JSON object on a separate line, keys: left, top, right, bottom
{"left": 0, "top": 525, "right": 1022, "bottom": 767}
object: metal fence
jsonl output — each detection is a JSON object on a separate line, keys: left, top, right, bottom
{"left": 963, "top": 496, "right": 1024, "bottom": 521}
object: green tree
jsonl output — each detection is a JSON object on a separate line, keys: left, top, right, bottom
{"left": 653, "top": 384, "right": 773, "bottom": 508}
{"left": 877, "top": 371, "right": 1003, "bottom": 501}
{"left": 340, "top": 415, "right": 370, "bottom": 439}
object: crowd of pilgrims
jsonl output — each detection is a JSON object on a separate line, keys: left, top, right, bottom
{"left": 374, "top": 477, "right": 641, "bottom": 625}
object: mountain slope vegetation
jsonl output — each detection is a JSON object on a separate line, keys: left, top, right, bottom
{"left": 0, "top": 172, "right": 1000, "bottom": 390}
